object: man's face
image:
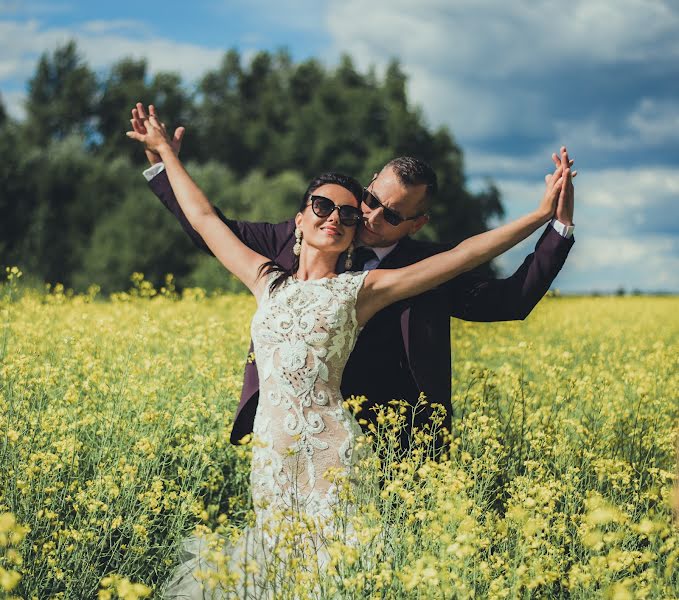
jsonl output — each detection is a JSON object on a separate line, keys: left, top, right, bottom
{"left": 358, "top": 166, "right": 429, "bottom": 247}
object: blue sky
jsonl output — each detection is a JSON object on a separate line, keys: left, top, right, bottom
{"left": 1, "top": 0, "right": 678, "bottom": 292}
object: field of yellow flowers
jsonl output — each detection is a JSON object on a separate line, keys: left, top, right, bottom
{"left": 1, "top": 268, "right": 678, "bottom": 599}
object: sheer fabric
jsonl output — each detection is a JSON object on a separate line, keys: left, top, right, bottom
{"left": 162, "top": 271, "right": 371, "bottom": 599}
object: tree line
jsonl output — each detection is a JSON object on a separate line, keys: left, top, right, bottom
{"left": 0, "top": 41, "right": 504, "bottom": 293}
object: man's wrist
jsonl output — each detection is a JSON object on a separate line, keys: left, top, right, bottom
{"left": 143, "top": 162, "right": 165, "bottom": 182}
{"left": 551, "top": 218, "right": 575, "bottom": 238}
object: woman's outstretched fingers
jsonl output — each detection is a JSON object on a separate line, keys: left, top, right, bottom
{"left": 136, "top": 102, "right": 148, "bottom": 120}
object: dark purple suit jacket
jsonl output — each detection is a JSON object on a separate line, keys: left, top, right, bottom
{"left": 149, "top": 171, "right": 574, "bottom": 447}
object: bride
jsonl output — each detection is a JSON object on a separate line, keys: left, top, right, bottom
{"left": 127, "top": 115, "right": 571, "bottom": 599}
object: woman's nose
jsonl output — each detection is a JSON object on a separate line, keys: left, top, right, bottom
{"left": 325, "top": 208, "right": 340, "bottom": 224}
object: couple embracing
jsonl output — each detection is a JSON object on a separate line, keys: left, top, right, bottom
{"left": 127, "top": 103, "right": 575, "bottom": 598}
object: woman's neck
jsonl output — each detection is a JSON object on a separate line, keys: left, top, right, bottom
{"left": 296, "top": 246, "right": 340, "bottom": 280}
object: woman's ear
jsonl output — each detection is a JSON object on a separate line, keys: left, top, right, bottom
{"left": 294, "top": 212, "right": 303, "bottom": 230}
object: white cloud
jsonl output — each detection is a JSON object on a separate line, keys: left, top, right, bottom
{"left": 1, "top": 88, "right": 25, "bottom": 119}
{"left": 325, "top": 0, "right": 679, "bottom": 143}
{"left": 0, "top": 18, "right": 224, "bottom": 88}
{"left": 581, "top": 167, "right": 679, "bottom": 211}
{"left": 328, "top": 0, "right": 679, "bottom": 76}
{"left": 627, "top": 98, "right": 679, "bottom": 144}
{"left": 497, "top": 228, "right": 679, "bottom": 292}
{"left": 79, "top": 20, "right": 151, "bottom": 35}
{"left": 491, "top": 166, "right": 679, "bottom": 291}
{"left": 218, "top": 0, "right": 323, "bottom": 34}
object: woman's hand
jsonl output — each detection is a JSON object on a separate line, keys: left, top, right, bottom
{"left": 130, "top": 103, "right": 185, "bottom": 166}
{"left": 126, "top": 106, "right": 174, "bottom": 156}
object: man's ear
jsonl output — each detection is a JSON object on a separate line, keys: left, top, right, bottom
{"left": 408, "top": 214, "right": 429, "bottom": 236}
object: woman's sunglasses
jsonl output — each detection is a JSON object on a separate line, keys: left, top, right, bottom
{"left": 308, "top": 195, "right": 362, "bottom": 227}
{"left": 362, "top": 188, "right": 425, "bottom": 227}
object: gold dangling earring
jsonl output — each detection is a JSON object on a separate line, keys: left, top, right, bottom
{"left": 345, "top": 242, "right": 354, "bottom": 270}
{"left": 293, "top": 228, "right": 302, "bottom": 256}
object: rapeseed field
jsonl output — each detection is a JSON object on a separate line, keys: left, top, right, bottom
{"left": 1, "top": 268, "right": 678, "bottom": 599}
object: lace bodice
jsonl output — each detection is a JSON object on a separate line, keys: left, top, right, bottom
{"left": 162, "top": 270, "right": 372, "bottom": 598}
{"left": 250, "top": 270, "right": 369, "bottom": 521}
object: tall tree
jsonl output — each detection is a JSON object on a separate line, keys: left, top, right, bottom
{"left": 25, "top": 41, "right": 97, "bottom": 145}
{"left": 0, "top": 93, "right": 7, "bottom": 127}
{"left": 97, "top": 57, "right": 150, "bottom": 159}
{"left": 7, "top": 45, "right": 506, "bottom": 288}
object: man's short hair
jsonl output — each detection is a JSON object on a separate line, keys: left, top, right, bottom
{"left": 384, "top": 156, "right": 438, "bottom": 212}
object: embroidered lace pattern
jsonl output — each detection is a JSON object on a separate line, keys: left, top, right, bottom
{"left": 249, "top": 270, "right": 370, "bottom": 526}
{"left": 161, "top": 270, "right": 371, "bottom": 599}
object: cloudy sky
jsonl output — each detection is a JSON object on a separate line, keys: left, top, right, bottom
{"left": 1, "top": 0, "right": 678, "bottom": 292}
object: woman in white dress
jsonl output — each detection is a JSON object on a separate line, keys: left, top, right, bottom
{"left": 127, "top": 115, "right": 571, "bottom": 599}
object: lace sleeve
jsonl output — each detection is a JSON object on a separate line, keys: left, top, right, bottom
{"left": 342, "top": 270, "right": 370, "bottom": 304}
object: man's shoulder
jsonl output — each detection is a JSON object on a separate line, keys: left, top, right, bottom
{"left": 393, "top": 236, "right": 455, "bottom": 264}
{"left": 238, "top": 217, "right": 295, "bottom": 235}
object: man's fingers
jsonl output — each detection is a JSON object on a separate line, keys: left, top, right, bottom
{"left": 560, "top": 146, "right": 570, "bottom": 171}
{"left": 173, "top": 126, "right": 185, "bottom": 142}
{"left": 149, "top": 104, "right": 157, "bottom": 118}
{"left": 549, "top": 165, "right": 564, "bottom": 185}
{"left": 126, "top": 131, "right": 144, "bottom": 142}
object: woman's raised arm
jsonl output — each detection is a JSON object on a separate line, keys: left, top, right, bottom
{"left": 357, "top": 165, "right": 571, "bottom": 326}
{"left": 127, "top": 115, "right": 269, "bottom": 298}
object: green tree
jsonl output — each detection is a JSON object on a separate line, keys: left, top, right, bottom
{"left": 97, "top": 58, "right": 192, "bottom": 161}
{"left": 25, "top": 40, "right": 97, "bottom": 145}
{"left": 0, "top": 121, "right": 39, "bottom": 272}
{"left": 0, "top": 92, "right": 7, "bottom": 126}
{"left": 7, "top": 45, "right": 506, "bottom": 289}
{"left": 97, "top": 57, "right": 150, "bottom": 159}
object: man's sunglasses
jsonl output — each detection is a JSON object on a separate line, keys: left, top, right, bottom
{"left": 308, "top": 195, "right": 362, "bottom": 227}
{"left": 362, "top": 188, "right": 425, "bottom": 227}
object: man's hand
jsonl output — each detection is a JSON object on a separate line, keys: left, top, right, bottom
{"left": 130, "top": 102, "right": 184, "bottom": 166}
{"left": 546, "top": 146, "right": 576, "bottom": 226}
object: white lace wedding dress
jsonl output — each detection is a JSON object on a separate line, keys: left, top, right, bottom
{"left": 162, "top": 270, "right": 371, "bottom": 599}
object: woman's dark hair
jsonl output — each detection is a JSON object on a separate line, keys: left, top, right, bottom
{"left": 258, "top": 172, "right": 364, "bottom": 292}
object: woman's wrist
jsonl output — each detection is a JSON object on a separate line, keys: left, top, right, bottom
{"left": 531, "top": 208, "right": 553, "bottom": 226}
{"left": 156, "top": 142, "right": 175, "bottom": 160}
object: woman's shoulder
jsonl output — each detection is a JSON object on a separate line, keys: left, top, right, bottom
{"left": 337, "top": 270, "right": 370, "bottom": 283}
{"left": 334, "top": 270, "right": 369, "bottom": 298}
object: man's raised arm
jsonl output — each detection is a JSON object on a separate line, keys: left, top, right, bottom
{"left": 444, "top": 147, "right": 576, "bottom": 322}
{"left": 132, "top": 103, "right": 292, "bottom": 260}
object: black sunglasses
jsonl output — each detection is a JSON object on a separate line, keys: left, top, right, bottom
{"left": 308, "top": 195, "right": 362, "bottom": 227}
{"left": 362, "top": 187, "right": 424, "bottom": 226}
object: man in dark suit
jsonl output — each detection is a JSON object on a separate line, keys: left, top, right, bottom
{"left": 131, "top": 103, "right": 575, "bottom": 452}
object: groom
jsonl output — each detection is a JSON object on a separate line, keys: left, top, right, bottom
{"left": 131, "top": 103, "right": 575, "bottom": 451}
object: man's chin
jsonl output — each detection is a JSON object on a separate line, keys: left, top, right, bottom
{"left": 359, "top": 228, "right": 381, "bottom": 246}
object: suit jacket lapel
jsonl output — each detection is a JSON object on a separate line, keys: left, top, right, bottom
{"left": 373, "top": 237, "right": 414, "bottom": 369}
{"left": 376, "top": 237, "right": 413, "bottom": 270}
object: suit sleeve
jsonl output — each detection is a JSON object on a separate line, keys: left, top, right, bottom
{"left": 148, "top": 168, "right": 291, "bottom": 260}
{"left": 444, "top": 225, "right": 575, "bottom": 322}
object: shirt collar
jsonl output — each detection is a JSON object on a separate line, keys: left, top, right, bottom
{"left": 369, "top": 242, "right": 398, "bottom": 262}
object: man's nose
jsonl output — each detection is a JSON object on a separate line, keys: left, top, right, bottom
{"left": 366, "top": 206, "right": 384, "bottom": 227}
